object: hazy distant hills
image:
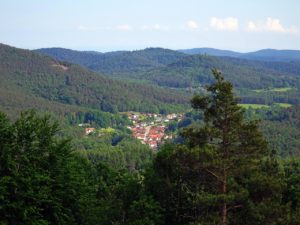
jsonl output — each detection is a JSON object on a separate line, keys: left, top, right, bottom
{"left": 140, "top": 55, "right": 300, "bottom": 89}
{"left": 179, "top": 48, "right": 242, "bottom": 58}
{"left": 0, "top": 44, "right": 188, "bottom": 117}
{"left": 179, "top": 48, "right": 300, "bottom": 62}
{"left": 36, "top": 47, "right": 300, "bottom": 89}
{"left": 36, "top": 47, "right": 186, "bottom": 74}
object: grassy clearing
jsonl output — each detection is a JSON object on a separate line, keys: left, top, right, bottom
{"left": 239, "top": 103, "right": 293, "bottom": 109}
{"left": 274, "top": 103, "right": 293, "bottom": 108}
{"left": 238, "top": 104, "right": 270, "bottom": 109}
{"left": 254, "top": 87, "right": 294, "bottom": 93}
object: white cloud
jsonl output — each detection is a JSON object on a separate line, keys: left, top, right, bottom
{"left": 210, "top": 17, "right": 239, "bottom": 31}
{"left": 186, "top": 20, "right": 198, "bottom": 29}
{"left": 266, "top": 17, "right": 285, "bottom": 32}
{"left": 139, "top": 24, "right": 169, "bottom": 31}
{"left": 116, "top": 24, "right": 133, "bottom": 31}
{"left": 247, "top": 18, "right": 299, "bottom": 33}
{"left": 247, "top": 21, "right": 259, "bottom": 32}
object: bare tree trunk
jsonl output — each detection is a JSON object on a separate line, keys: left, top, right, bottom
{"left": 222, "top": 205, "right": 227, "bottom": 225}
{"left": 221, "top": 175, "right": 227, "bottom": 225}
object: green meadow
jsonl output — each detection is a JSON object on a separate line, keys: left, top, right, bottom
{"left": 239, "top": 103, "right": 292, "bottom": 109}
{"left": 254, "top": 87, "right": 295, "bottom": 93}
{"left": 238, "top": 104, "right": 270, "bottom": 109}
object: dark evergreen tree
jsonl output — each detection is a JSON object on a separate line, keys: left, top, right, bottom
{"left": 0, "top": 111, "right": 93, "bottom": 224}
{"left": 282, "top": 158, "right": 300, "bottom": 225}
{"left": 148, "top": 69, "right": 288, "bottom": 225}
{"left": 0, "top": 110, "right": 163, "bottom": 224}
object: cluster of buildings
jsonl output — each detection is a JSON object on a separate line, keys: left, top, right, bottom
{"left": 131, "top": 125, "right": 168, "bottom": 149}
{"left": 84, "top": 127, "right": 95, "bottom": 135}
{"left": 79, "top": 112, "right": 183, "bottom": 150}
{"left": 127, "top": 112, "right": 182, "bottom": 150}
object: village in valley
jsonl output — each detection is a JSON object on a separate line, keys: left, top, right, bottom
{"left": 126, "top": 112, "right": 183, "bottom": 150}
{"left": 80, "top": 111, "right": 183, "bottom": 150}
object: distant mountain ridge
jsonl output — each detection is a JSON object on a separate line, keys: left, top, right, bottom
{"left": 179, "top": 48, "right": 300, "bottom": 62}
{"left": 36, "top": 47, "right": 186, "bottom": 74}
{"left": 0, "top": 43, "right": 188, "bottom": 118}
{"left": 179, "top": 48, "right": 242, "bottom": 58}
{"left": 240, "top": 49, "right": 300, "bottom": 62}
{"left": 35, "top": 46, "right": 300, "bottom": 90}
{"left": 2, "top": 43, "right": 300, "bottom": 119}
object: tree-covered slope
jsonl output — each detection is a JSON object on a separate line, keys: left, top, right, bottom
{"left": 240, "top": 49, "right": 300, "bottom": 62}
{"left": 34, "top": 45, "right": 300, "bottom": 106}
{"left": 179, "top": 48, "right": 300, "bottom": 62}
{"left": 135, "top": 54, "right": 300, "bottom": 89}
{"left": 35, "top": 47, "right": 186, "bottom": 74}
{"left": 0, "top": 44, "right": 188, "bottom": 117}
{"left": 259, "top": 105, "right": 300, "bottom": 156}
{"left": 36, "top": 47, "right": 300, "bottom": 90}
{"left": 179, "top": 47, "right": 242, "bottom": 57}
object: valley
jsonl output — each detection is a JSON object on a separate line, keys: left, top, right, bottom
{"left": 1, "top": 43, "right": 300, "bottom": 156}
{"left": 2, "top": 1, "right": 300, "bottom": 224}
{"left": 0, "top": 44, "right": 300, "bottom": 224}
{"left": 36, "top": 46, "right": 300, "bottom": 106}
{"left": 1, "top": 42, "right": 300, "bottom": 224}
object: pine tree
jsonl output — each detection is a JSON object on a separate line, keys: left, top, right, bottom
{"left": 148, "top": 69, "right": 287, "bottom": 225}
{"left": 181, "top": 69, "right": 286, "bottom": 225}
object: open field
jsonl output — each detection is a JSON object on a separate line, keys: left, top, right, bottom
{"left": 274, "top": 103, "right": 293, "bottom": 108}
{"left": 239, "top": 103, "right": 293, "bottom": 109}
{"left": 238, "top": 104, "right": 270, "bottom": 109}
{"left": 254, "top": 87, "right": 295, "bottom": 93}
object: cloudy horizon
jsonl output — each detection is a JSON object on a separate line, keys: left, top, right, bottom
{"left": 1, "top": 0, "right": 299, "bottom": 52}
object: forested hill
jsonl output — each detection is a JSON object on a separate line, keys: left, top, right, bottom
{"left": 179, "top": 47, "right": 242, "bottom": 57}
{"left": 240, "top": 49, "right": 300, "bottom": 62}
{"left": 36, "top": 47, "right": 300, "bottom": 90}
{"left": 36, "top": 47, "right": 186, "bottom": 74}
{"left": 0, "top": 43, "right": 188, "bottom": 117}
{"left": 140, "top": 54, "right": 300, "bottom": 89}
{"left": 179, "top": 48, "right": 300, "bottom": 62}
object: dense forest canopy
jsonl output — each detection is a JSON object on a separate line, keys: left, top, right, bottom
{"left": 36, "top": 46, "right": 300, "bottom": 106}
{"left": 179, "top": 48, "right": 300, "bottom": 62}
{"left": 3, "top": 43, "right": 300, "bottom": 156}
{"left": 2, "top": 0, "right": 300, "bottom": 221}
{"left": 36, "top": 47, "right": 300, "bottom": 89}
{"left": 0, "top": 43, "right": 188, "bottom": 119}
{"left": 1, "top": 72, "right": 300, "bottom": 224}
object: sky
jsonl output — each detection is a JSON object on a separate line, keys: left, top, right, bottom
{"left": 0, "top": 0, "right": 300, "bottom": 52}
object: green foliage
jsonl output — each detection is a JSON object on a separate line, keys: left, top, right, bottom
{"left": 36, "top": 46, "right": 300, "bottom": 107}
{"left": 37, "top": 47, "right": 300, "bottom": 90}
{"left": 180, "top": 48, "right": 300, "bottom": 62}
{"left": 66, "top": 109, "right": 131, "bottom": 128}
{"left": 147, "top": 70, "right": 288, "bottom": 225}
{"left": 2, "top": 43, "right": 300, "bottom": 224}
{"left": 90, "top": 163, "right": 163, "bottom": 225}
{"left": 239, "top": 103, "right": 270, "bottom": 109}
{"left": 0, "top": 110, "right": 163, "bottom": 224}
{"left": 75, "top": 136, "right": 154, "bottom": 172}
{"left": 36, "top": 47, "right": 186, "bottom": 74}
{"left": 282, "top": 158, "right": 300, "bottom": 224}
{"left": 0, "top": 43, "right": 188, "bottom": 120}
{"left": 239, "top": 88, "right": 300, "bottom": 105}
{"left": 0, "top": 111, "right": 91, "bottom": 224}
{"left": 243, "top": 105, "right": 300, "bottom": 156}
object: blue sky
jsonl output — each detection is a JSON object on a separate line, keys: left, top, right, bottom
{"left": 0, "top": 0, "right": 299, "bottom": 52}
